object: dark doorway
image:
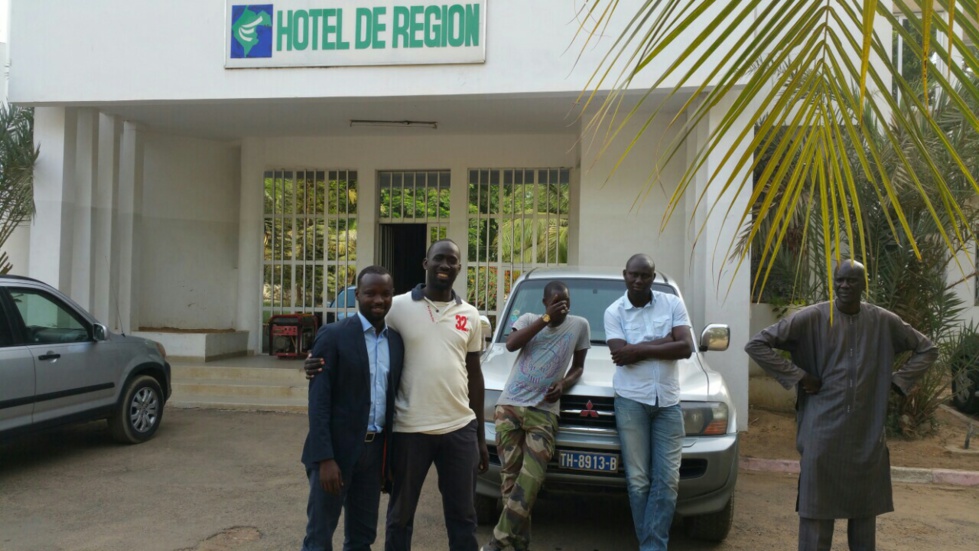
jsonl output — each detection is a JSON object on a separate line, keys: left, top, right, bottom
{"left": 378, "top": 224, "right": 428, "bottom": 295}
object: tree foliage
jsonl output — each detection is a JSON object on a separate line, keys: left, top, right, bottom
{"left": 0, "top": 104, "right": 39, "bottom": 274}
{"left": 580, "top": 0, "right": 979, "bottom": 299}
{"left": 744, "top": 75, "right": 979, "bottom": 435}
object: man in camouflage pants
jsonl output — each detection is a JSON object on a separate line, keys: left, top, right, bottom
{"left": 482, "top": 281, "right": 591, "bottom": 551}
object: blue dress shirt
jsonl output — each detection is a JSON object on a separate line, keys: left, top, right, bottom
{"left": 357, "top": 312, "right": 390, "bottom": 432}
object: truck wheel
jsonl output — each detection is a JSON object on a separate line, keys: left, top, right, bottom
{"left": 683, "top": 496, "right": 734, "bottom": 542}
{"left": 474, "top": 494, "right": 501, "bottom": 526}
{"left": 109, "top": 375, "right": 164, "bottom": 444}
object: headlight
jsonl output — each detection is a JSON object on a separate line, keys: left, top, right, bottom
{"left": 483, "top": 389, "right": 502, "bottom": 425}
{"left": 681, "top": 401, "right": 729, "bottom": 436}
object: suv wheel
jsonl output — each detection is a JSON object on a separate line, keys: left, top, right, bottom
{"left": 109, "top": 375, "right": 164, "bottom": 444}
{"left": 683, "top": 496, "right": 734, "bottom": 542}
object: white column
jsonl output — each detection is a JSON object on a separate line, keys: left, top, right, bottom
{"left": 115, "top": 121, "right": 144, "bottom": 333}
{"left": 237, "top": 137, "right": 265, "bottom": 353}
{"left": 92, "top": 113, "right": 122, "bottom": 323}
{"left": 356, "top": 163, "right": 378, "bottom": 275}
{"left": 70, "top": 108, "right": 98, "bottom": 309}
{"left": 684, "top": 95, "right": 752, "bottom": 432}
{"left": 449, "top": 166, "right": 469, "bottom": 299}
{"left": 29, "top": 106, "right": 77, "bottom": 290}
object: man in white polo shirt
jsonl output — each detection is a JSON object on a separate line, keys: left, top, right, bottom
{"left": 604, "top": 253, "right": 694, "bottom": 551}
{"left": 383, "top": 239, "right": 488, "bottom": 551}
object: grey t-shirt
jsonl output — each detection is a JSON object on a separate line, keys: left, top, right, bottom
{"left": 497, "top": 313, "right": 591, "bottom": 414}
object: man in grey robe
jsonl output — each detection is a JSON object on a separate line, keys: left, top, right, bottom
{"left": 744, "top": 260, "right": 938, "bottom": 551}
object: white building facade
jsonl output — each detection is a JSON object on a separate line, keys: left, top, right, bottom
{"left": 23, "top": 0, "right": 979, "bottom": 428}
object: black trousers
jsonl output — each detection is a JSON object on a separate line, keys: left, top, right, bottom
{"left": 385, "top": 420, "right": 480, "bottom": 551}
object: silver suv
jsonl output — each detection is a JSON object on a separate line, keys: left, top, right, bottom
{"left": 476, "top": 268, "right": 738, "bottom": 541}
{"left": 0, "top": 276, "right": 171, "bottom": 444}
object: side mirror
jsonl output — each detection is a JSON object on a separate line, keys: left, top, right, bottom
{"left": 93, "top": 323, "right": 108, "bottom": 342}
{"left": 479, "top": 315, "right": 493, "bottom": 351}
{"left": 699, "top": 323, "right": 730, "bottom": 352}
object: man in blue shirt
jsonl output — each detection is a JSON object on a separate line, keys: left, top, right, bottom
{"left": 300, "top": 266, "right": 405, "bottom": 551}
{"left": 604, "top": 254, "right": 694, "bottom": 551}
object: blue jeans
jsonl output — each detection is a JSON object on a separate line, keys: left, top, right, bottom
{"left": 614, "top": 396, "right": 684, "bottom": 551}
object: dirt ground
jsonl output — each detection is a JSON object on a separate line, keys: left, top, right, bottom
{"left": 740, "top": 404, "right": 979, "bottom": 471}
{"left": 1, "top": 409, "right": 977, "bottom": 550}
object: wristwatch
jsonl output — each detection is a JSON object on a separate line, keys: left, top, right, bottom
{"left": 541, "top": 313, "right": 551, "bottom": 323}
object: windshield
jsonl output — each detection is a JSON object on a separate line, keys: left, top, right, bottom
{"left": 497, "top": 278, "right": 677, "bottom": 344}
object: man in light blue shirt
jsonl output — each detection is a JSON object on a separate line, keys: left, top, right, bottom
{"left": 603, "top": 254, "right": 694, "bottom": 551}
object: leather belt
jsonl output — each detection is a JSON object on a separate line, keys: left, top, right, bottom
{"left": 364, "top": 431, "right": 382, "bottom": 443}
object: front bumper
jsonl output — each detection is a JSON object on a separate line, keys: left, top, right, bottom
{"left": 475, "top": 422, "right": 739, "bottom": 518}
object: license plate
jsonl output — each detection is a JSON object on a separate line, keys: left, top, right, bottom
{"left": 558, "top": 451, "right": 619, "bottom": 473}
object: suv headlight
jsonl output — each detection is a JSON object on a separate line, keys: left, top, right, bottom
{"left": 681, "top": 401, "right": 729, "bottom": 436}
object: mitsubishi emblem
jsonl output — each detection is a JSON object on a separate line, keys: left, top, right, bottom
{"left": 581, "top": 400, "right": 599, "bottom": 418}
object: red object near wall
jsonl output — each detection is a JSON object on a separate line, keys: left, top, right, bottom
{"left": 268, "top": 314, "right": 319, "bottom": 359}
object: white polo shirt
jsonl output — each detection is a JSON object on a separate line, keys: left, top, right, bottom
{"left": 385, "top": 285, "right": 482, "bottom": 434}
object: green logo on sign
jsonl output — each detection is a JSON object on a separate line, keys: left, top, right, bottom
{"left": 232, "top": 6, "right": 273, "bottom": 58}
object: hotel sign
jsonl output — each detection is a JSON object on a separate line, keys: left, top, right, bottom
{"left": 226, "top": 1, "right": 486, "bottom": 68}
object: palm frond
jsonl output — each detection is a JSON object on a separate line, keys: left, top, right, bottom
{"left": 0, "top": 104, "right": 39, "bottom": 272}
{"left": 582, "top": 0, "right": 979, "bottom": 299}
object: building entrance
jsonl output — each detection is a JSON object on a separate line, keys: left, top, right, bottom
{"left": 378, "top": 224, "right": 427, "bottom": 294}
{"left": 376, "top": 170, "right": 451, "bottom": 293}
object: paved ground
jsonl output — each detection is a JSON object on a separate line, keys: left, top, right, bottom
{"left": 1, "top": 408, "right": 977, "bottom": 551}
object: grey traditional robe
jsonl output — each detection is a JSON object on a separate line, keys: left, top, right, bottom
{"left": 744, "top": 302, "right": 937, "bottom": 519}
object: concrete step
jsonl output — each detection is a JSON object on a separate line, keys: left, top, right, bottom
{"left": 168, "top": 359, "right": 310, "bottom": 413}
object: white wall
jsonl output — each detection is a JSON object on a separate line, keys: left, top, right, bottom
{"left": 2, "top": 223, "right": 29, "bottom": 274}
{"left": 951, "top": 244, "right": 979, "bottom": 327}
{"left": 139, "top": 132, "right": 240, "bottom": 330}
{"left": 8, "top": 0, "right": 742, "bottom": 104}
{"left": 576, "top": 113, "right": 686, "bottom": 276}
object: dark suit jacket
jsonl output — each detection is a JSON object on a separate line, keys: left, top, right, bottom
{"left": 300, "top": 315, "right": 404, "bottom": 483}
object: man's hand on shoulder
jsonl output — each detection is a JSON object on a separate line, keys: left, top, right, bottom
{"left": 304, "top": 355, "right": 324, "bottom": 380}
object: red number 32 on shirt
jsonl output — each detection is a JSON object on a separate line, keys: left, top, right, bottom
{"left": 455, "top": 315, "right": 468, "bottom": 332}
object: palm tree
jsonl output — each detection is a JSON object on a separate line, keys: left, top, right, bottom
{"left": 580, "top": 0, "right": 979, "bottom": 297}
{"left": 736, "top": 75, "right": 979, "bottom": 434}
{"left": 0, "top": 104, "right": 39, "bottom": 274}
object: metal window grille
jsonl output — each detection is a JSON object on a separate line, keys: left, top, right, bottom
{"left": 262, "top": 169, "right": 357, "bottom": 351}
{"left": 467, "top": 168, "right": 571, "bottom": 326}
{"left": 378, "top": 170, "right": 450, "bottom": 226}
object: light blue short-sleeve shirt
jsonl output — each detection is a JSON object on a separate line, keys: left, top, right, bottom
{"left": 604, "top": 290, "right": 691, "bottom": 407}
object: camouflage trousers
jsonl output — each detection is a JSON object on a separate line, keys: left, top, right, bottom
{"left": 491, "top": 404, "right": 559, "bottom": 551}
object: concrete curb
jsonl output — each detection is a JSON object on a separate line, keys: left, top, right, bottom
{"left": 740, "top": 457, "right": 979, "bottom": 487}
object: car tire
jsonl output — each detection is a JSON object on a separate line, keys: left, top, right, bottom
{"left": 109, "top": 375, "right": 164, "bottom": 444}
{"left": 474, "top": 494, "right": 501, "bottom": 526}
{"left": 683, "top": 496, "right": 734, "bottom": 542}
